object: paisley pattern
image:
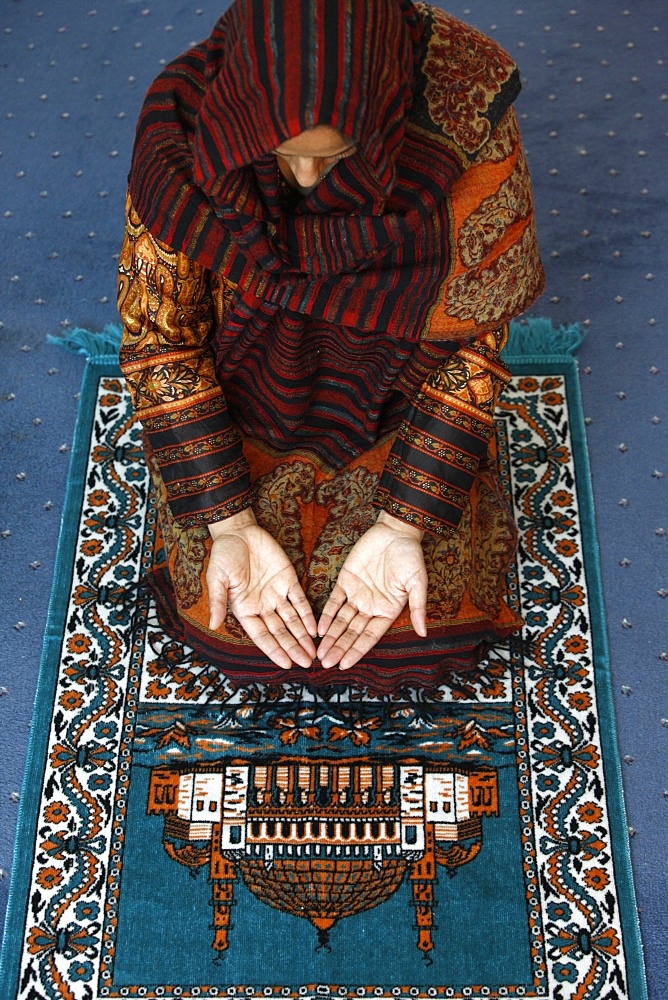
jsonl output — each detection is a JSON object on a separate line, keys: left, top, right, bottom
{"left": 471, "top": 105, "right": 518, "bottom": 164}
{"left": 444, "top": 225, "right": 544, "bottom": 325}
{"left": 145, "top": 423, "right": 521, "bottom": 692}
{"left": 308, "top": 467, "right": 380, "bottom": 616}
{"left": 470, "top": 469, "right": 519, "bottom": 616}
{"left": 119, "top": 199, "right": 519, "bottom": 540}
{"left": 254, "top": 460, "right": 315, "bottom": 582}
{"left": 420, "top": 6, "right": 520, "bottom": 155}
{"left": 422, "top": 502, "right": 473, "bottom": 618}
{"left": 118, "top": 2, "right": 543, "bottom": 554}
{"left": 118, "top": 197, "right": 252, "bottom": 527}
{"left": 118, "top": 200, "right": 219, "bottom": 354}
{"left": 145, "top": 449, "right": 209, "bottom": 610}
{"left": 458, "top": 147, "right": 533, "bottom": 269}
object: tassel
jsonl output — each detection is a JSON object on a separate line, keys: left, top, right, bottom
{"left": 48, "top": 323, "right": 122, "bottom": 359}
{"left": 505, "top": 317, "right": 586, "bottom": 358}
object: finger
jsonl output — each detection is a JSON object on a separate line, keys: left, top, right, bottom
{"left": 276, "top": 602, "right": 317, "bottom": 659}
{"left": 317, "top": 584, "right": 349, "bottom": 636}
{"left": 285, "top": 586, "right": 318, "bottom": 639}
{"left": 318, "top": 600, "right": 358, "bottom": 643}
{"left": 237, "top": 615, "right": 294, "bottom": 669}
{"left": 319, "top": 612, "right": 372, "bottom": 669}
{"left": 208, "top": 584, "right": 229, "bottom": 632}
{"left": 315, "top": 632, "right": 336, "bottom": 663}
{"left": 262, "top": 611, "right": 315, "bottom": 669}
{"left": 316, "top": 605, "right": 361, "bottom": 662}
{"left": 407, "top": 574, "right": 428, "bottom": 637}
{"left": 338, "top": 618, "right": 394, "bottom": 670}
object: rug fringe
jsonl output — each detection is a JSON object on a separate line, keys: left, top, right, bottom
{"left": 48, "top": 318, "right": 585, "bottom": 362}
{"left": 506, "top": 317, "right": 586, "bottom": 357}
{"left": 48, "top": 323, "right": 123, "bottom": 357}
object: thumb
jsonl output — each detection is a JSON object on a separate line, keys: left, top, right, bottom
{"left": 407, "top": 571, "right": 428, "bottom": 638}
{"left": 208, "top": 579, "right": 229, "bottom": 632}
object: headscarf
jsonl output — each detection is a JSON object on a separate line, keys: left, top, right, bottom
{"left": 127, "top": 0, "right": 539, "bottom": 346}
{"left": 194, "top": 0, "right": 420, "bottom": 193}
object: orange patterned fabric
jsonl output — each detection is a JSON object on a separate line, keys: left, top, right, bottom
{"left": 118, "top": 201, "right": 254, "bottom": 524}
{"left": 145, "top": 429, "right": 522, "bottom": 693}
{"left": 425, "top": 109, "right": 543, "bottom": 337}
{"left": 375, "top": 328, "right": 512, "bottom": 534}
{"left": 118, "top": 201, "right": 516, "bottom": 537}
{"left": 117, "top": 2, "right": 542, "bottom": 689}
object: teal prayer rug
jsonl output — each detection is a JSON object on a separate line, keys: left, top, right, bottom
{"left": 0, "top": 325, "right": 648, "bottom": 999}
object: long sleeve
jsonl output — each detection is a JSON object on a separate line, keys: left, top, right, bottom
{"left": 373, "top": 326, "right": 511, "bottom": 536}
{"left": 117, "top": 195, "right": 253, "bottom": 528}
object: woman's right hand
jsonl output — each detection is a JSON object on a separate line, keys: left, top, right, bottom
{"left": 206, "top": 509, "right": 317, "bottom": 669}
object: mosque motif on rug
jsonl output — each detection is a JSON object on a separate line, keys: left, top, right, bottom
{"left": 0, "top": 348, "right": 646, "bottom": 1000}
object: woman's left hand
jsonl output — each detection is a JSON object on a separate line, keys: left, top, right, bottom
{"left": 316, "top": 512, "right": 428, "bottom": 670}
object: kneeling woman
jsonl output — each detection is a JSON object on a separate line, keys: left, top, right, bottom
{"left": 117, "top": 0, "right": 544, "bottom": 693}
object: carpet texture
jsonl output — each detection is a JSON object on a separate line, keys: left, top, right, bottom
{"left": 0, "top": 330, "right": 647, "bottom": 999}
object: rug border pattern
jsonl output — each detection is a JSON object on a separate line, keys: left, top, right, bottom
{"left": 0, "top": 354, "right": 648, "bottom": 1000}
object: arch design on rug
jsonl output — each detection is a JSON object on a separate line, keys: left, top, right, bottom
{"left": 147, "top": 755, "right": 500, "bottom": 958}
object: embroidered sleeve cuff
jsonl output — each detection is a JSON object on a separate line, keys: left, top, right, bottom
{"left": 143, "top": 394, "right": 252, "bottom": 526}
{"left": 373, "top": 393, "right": 492, "bottom": 535}
{"left": 374, "top": 328, "right": 511, "bottom": 536}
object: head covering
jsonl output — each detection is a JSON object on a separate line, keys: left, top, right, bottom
{"left": 194, "top": 0, "right": 420, "bottom": 192}
{"left": 128, "top": 0, "right": 540, "bottom": 341}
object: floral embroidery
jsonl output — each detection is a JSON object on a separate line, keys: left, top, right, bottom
{"left": 476, "top": 107, "right": 518, "bottom": 164}
{"left": 470, "top": 474, "right": 518, "bottom": 615}
{"left": 253, "top": 460, "right": 315, "bottom": 581}
{"left": 131, "top": 354, "right": 219, "bottom": 407}
{"left": 118, "top": 196, "right": 250, "bottom": 526}
{"left": 444, "top": 225, "right": 543, "bottom": 325}
{"left": 147, "top": 451, "right": 208, "bottom": 610}
{"left": 422, "top": 504, "right": 473, "bottom": 618}
{"left": 420, "top": 7, "right": 519, "bottom": 155}
{"left": 307, "top": 468, "right": 380, "bottom": 616}
{"left": 459, "top": 147, "right": 533, "bottom": 268}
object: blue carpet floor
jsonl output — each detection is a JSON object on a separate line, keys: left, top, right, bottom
{"left": 0, "top": 2, "right": 665, "bottom": 995}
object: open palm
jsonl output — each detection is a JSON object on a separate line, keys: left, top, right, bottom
{"left": 317, "top": 516, "right": 427, "bottom": 670}
{"left": 207, "top": 517, "right": 317, "bottom": 669}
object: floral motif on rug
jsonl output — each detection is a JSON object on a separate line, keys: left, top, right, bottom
{"left": 3, "top": 365, "right": 643, "bottom": 1000}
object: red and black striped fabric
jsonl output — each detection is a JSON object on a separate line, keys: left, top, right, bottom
{"left": 127, "top": 0, "right": 521, "bottom": 341}
{"left": 118, "top": 0, "right": 543, "bottom": 688}
{"left": 122, "top": 1, "right": 534, "bottom": 531}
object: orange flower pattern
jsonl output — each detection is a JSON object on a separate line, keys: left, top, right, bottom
{"left": 16, "top": 370, "right": 632, "bottom": 1000}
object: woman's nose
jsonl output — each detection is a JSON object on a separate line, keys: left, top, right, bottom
{"left": 291, "top": 157, "right": 322, "bottom": 188}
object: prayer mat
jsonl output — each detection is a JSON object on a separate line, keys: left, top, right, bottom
{"left": 0, "top": 322, "right": 647, "bottom": 1000}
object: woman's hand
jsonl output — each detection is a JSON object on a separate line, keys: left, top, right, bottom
{"left": 207, "top": 509, "right": 317, "bottom": 669}
{"left": 317, "top": 511, "right": 428, "bottom": 670}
